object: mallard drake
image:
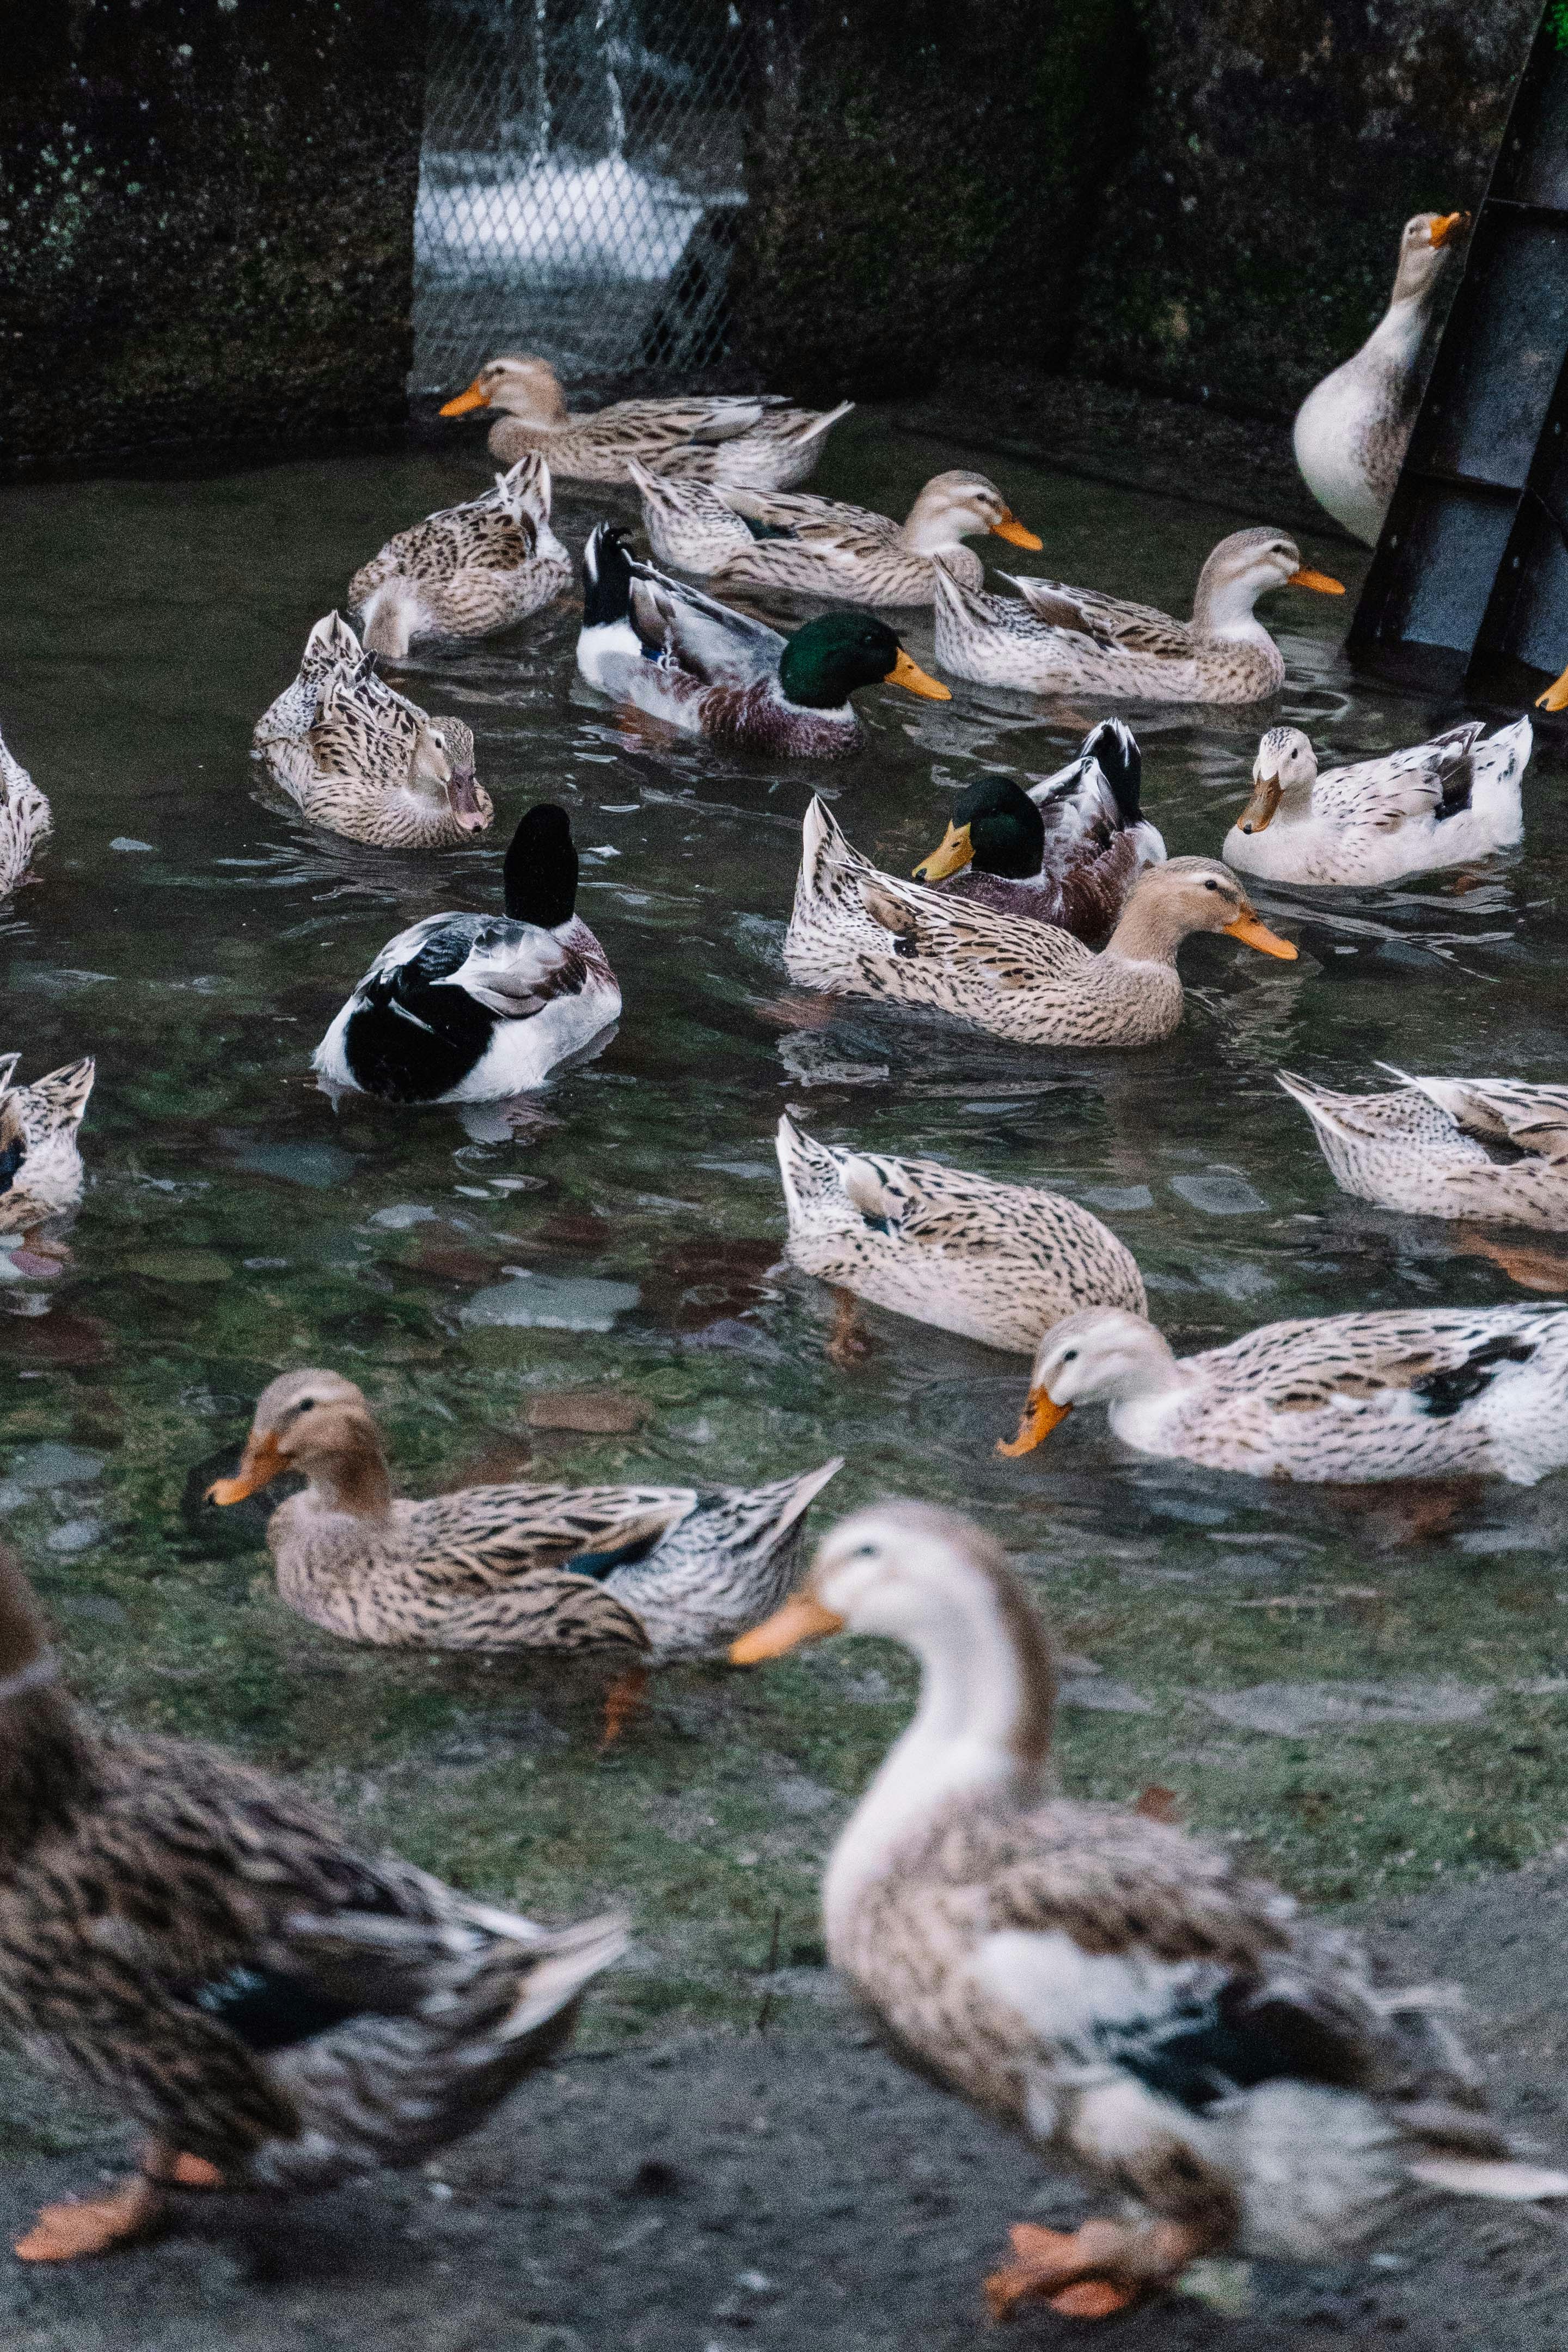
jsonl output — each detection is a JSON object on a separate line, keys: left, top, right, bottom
{"left": 347, "top": 455, "right": 571, "bottom": 658}
{"left": 576, "top": 524, "right": 949, "bottom": 757}
{"left": 999, "top": 1301, "right": 1568, "bottom": 1484}
{"left": 776, "top": 1115, "right": 1146, "bottom": 1356}
{"left": 0, "top": 724, "right": 52, "bottom": 897}
{"left": 1279, "top": 1067, "right": 1568, "bottom": 1231}
{"left": 0, "top": 1539, "right": 626, "bottom": 2262}
{"left": 1294, "top": 212, "right": 1469, "bottom": 546}
{"left": 253, "top": 613, "right": 493, "bottom": 849}
{"left": 629, "top": 461, "right": 1042, "bottom": 605}
{"left": 313, "top": 805, "right": 620, "bottom": 1104}
{"left": 0, "top": 1055, "right": 95, "bottom": 1234}
{"left": 912, "top": 719, "right": 1165, "bottom": 941}
{"left": 1223, "top": 717, "right": 1529, "bottom": 884}
{"left": 784, "top": 800, "right": 1295, "bottom": 1047}
{"left": 731, "top": 1502, "right": 1568, "bottom": 2320}
{"left": 439, "top": 355, "right": 851, "bottom": 488}
{"left": 209, "top": 1369, "right": 843, "bottom": 1738}
{"left": 932, "top": 529, "right": 1344, "bottom": 702}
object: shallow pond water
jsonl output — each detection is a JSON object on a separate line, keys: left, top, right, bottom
{"left": 2, "top": 412, "right": 1567, "bottom": 2042}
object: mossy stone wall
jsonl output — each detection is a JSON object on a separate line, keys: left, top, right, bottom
{"left": 1, "top": 0, "right": 427, "bottom": 473}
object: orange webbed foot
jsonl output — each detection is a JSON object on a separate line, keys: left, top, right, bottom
{"left": 15, "top": 2177, "right": 166, "bottom": 2262}
{"left": 598, "top": 1665, "right": 651, "bottom": 1749}
{"left": 985, "top": 2216, "right": 1195, "bottom": 2322}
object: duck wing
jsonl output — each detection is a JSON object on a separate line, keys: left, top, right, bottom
{"left": 720, "top": 486, "right": 899, "bottom": 550}
{"left": 860, "top": 876, "right": 1096, "bottom": 990}
{"left": 1202, "top": 1308, "right": 1558, "bottom": 1418}
{"left": 408, "top": 1481, "right": 699, "bottom": 1581}
{"left": 626, "top": 558, "right": 786, "bottom": 688}
{"left": 1003, "top": 575, "right": 1193, "bottom": 658}
{"left": 1313, "top": 724, "right": 1485, "bottom": 830}
{"left": 1387, "top": 1071, "right": 1568, "bottom": 1163}
{"left": 437, "top": 917, "right": 599, "bottom": 1023}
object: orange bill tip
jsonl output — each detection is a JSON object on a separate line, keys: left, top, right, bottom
{"left": 206, "top": 1430, "right": 285, "bottom": 1506}
{"left": 1430, "top": 211, "right": 1469, "bottom": 248}
{"left": 1537, "top": 667, "right": 1568, "bottom": 713}
{"left": 885, "top": 648, "right": 952, "bottom": 702}
{"left": 1286, "top": 567, "right": 1345, "bottom": 595}
{"left": 728, "top": 1593, "right": 846, "bottom": 1663}
{"left": 995, "top": 1390, "right": 1071, "bottom": 1458}
{"left": 1223, "top": 912, "right": 1298, "bottom": 959}
{"left": 912, "top": 820, "right": 973, "bottom": 883}
{"left": 438, "top": 382, "right": 491, "bottom": 418}
{"left": 991, "top": 512, "right": 1044, "bottom": 552}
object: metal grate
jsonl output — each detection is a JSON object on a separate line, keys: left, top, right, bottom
{"left": 412, "top": 0, "right": 748, "bottom": 394}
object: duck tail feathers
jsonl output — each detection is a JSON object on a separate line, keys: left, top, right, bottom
{"left": 775, "top": 1112, "right": 842, "bottom": 1224}
{"left": 1081, "top": 718, "right": 1143, "bottom": 823}
{"left": 790, "top": 399, "right": 854, "bottom": 447}
{"left": 500, "top": 1912, "right": 630, "bottom": 2040}
{"left": 1408, "top": 2154, "right": 1568, "bottom": 2202}
{"left": 582, "top": 523, "right": 635, "bottom": 629}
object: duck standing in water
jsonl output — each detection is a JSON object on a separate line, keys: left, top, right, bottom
{"left": 313, "top": 804, "right": 620, "bottom": 1102}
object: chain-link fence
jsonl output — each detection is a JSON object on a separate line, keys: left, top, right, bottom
{"left": 412, "top": 0, "right": 748, "bottom": 394}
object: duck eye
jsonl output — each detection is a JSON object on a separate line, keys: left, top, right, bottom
{"left": 296, "top": 1399, "right": 315, "bottom": 1414}
{"left": 852, "top": 1542, "right": 878, "bottom": 1558}
{"left": 1203, "top": 878, "right": 1220, "bottom": 890}
{"left": 1061, "top": 1349, "right": 1078, "bottom": 1364}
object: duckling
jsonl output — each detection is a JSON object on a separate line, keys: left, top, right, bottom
{"left": 253, "top": 614, "right": 493, "bottom": 849}
{"left": 998, "top": 1302, "right": 1568, "bottom": 1484}
{"left": 730, "top": 1502, "right": 1568, "bottom": 2320}
{"left": 1278, "top": 1067, "right": 1568, "bottom": 1230}
{"left": 313, "top": 804, "right": 620, "bottom": 1104}
{"left": 1294, "top": 212, "right": 1469, "bottom": 546}
{"left": 785, "top": 800, "right": 1296, "bottom": 1047}
{"left": 0, "top": 1538, "right": 626, "bottom": 2262}
{"left": 1223, "top": 717, "right": 1529, "bottom": 884}
{"left": 0, "top": 1055, "right": 95, "bottom": 1233}
{"left": 912, "top": 719, "right": 1165, "bottom": 941}
{"left": 575, "top": 524, "right": 949, "bottom": 757}
{"left": 347, "top": 455, "right": 570, "bottom": 658}
{"left": 932, "top": 529, "right": 1344, "bottom": 702}
{"left": 0, "top": 724, "right": 52, "bottom": 897}
{"left": 439, "top": 354, "right": 851, "bottom": 488}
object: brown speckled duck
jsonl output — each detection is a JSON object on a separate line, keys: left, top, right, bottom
{"left": 0, "top": 1539, "right": 626, "bottom": 2263}
{"left": 732, "top": 1503, "right": 1568, "bottom": 2319}
{"left": 347, "top": 455, "right": 571, "bottom": 658}
{"left": 0, "top": 1055, "right": 94, "bottom": 1235}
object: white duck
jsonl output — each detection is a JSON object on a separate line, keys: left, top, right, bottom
{"left": 1223, "top": 716, "right": 1529, "bottom": 884}
{"left": 1294, "top": 212, "right": 1469, "bottom": 546}
{"left": 732, "top": 1502, "right": 1568, "bottom": 2320}
{"left": 998, "top": 1303, "right": 1568, "bottom": 1484}
{"left": 0, "top": 725, "right": 53, "bottom": 897}
{"left": 1278, "top": 1067, "right": 1568, "bottom": 1230}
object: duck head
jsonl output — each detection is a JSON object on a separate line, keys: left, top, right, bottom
{"left": 1191, "top": 529, "right": 1343, "bottom": 637}
{"left": 1236, "top": 726, "right": 1318, "bottom": 834}
{"left": 208, "top": 1369, "right": 393, "bottom": 1517}
{"left": 998, "top": 1306, "right": 1178, "bottom": 1456}
{"left": 440, "top": 356, "right": 571, "bottom": 426}
{"left": 777, "top": 614, "right": 951, "bottom": 711}
{"left": 503, "top": 802, "right": 579, "bottom": 929}
{"left": 1390, "top": 210, "right": 1469, "bottom": 306}
{"left": 913, "top": 774, "right": 1045, "bottom": 882}
{"left": 903, "top": 471, "right": 1042, "bottom": 557}
{"left": 1107, "top": 855, "right": 1298, "bottom": 961}
{"left": 416, "top": 716, "right": 491, "bottom": 834}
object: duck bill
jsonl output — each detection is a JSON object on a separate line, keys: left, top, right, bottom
{"left": 991, "top": 511, "right": 1043, "bottom": 551}
{"left": 729, "top": 1593, "right": 846, "bottom": 1663}
{"left": 912, "top": 820, "right": 974, "bottom": 882}
{"left": 885, "top": 648, "right": 952, "bottom": 702}
{"left": 996, "top": 1389, "right": 1071, "bottom": 1459}
{"left": 1430, "top": 211, "right": 1469, "bottom": 249}
{"left": 1223, "top": 911, "right": 1298, "bottom": 959}
{"left": 1537, "top": 666, "right": 1568, "bottom": 714}
{"left": 1235, "top": 774, "right": 1282, "bottom": 836}
{"left": 207, "top": 1429, "right": 286, "bottom": 1506}
{"left": 439, "top": 380, "right": 491, "bottom": 418}
{"left": 1285, "top": 567, "right": 1345, "bottom": 596}
{"left": 447, "top": 773, "right": 489, "bottom": 832}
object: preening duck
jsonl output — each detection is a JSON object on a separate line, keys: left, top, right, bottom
{"left": 1223, "top": 717, "right": 1529, "bottom": 884}
{"left": 313, "top": 803, "right": 620, "bottom": 1104}
{"left": 253, "top": 612, "right": 493, "bottom": 848}
{"left": 1294, "top": 211, "right": 1469, "bottom": 546}
{"left": 999, "top": 1302, "right": 1568, "bottom": 1484}
{"left": 0, "top": 1539, "right": 626, "bottom": 2263}
{"left": 439, "top": 354, "right": 851, "bottom": 488}
{"left": 784, "top": 799, "right": 1295, "bottom": 1047}
{"left": 575, "top": 523, "right": 950, "bottom": 757}
{"left": 0, "top": 724, "right": 52, "bottom": 897}
{"left": 0, "top": 1054, "right": 95, "bottom": 1233}
{"left": 347, "top": 455, "right": 570, "bottom": 658}
{"left": 1279, "top": 1066, "right": 1568, "bottom": 1230}
{"left": 932, "top": 528, "right": 1344, "bottom": 702}
{"left": 629, "top": 461, "right": 1042, "bottom": 605}
{"left": 776, "top": 1114, "right": 1146, "bottom": 1356}
{"left": 209, "top": 1368, "right": 842, "bottom": 1739}
{"left": 731, "top": 1503, "right": 1568, "bottom": 2319}
{"left": 911, "top": 719, "right": 1165, "bottom": 940}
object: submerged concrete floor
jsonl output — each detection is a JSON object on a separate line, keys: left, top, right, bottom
{"left": 3, "top": 1852, "right": 1566, "bottom": 2351}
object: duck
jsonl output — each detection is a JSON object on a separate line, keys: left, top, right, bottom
{"left": 0, "top": 724, "right": 52, "bottom": 897}
{"left": 253, "top": 612, "right": 493, "bottom": 849}
{"left": 911, "top": 719, "right": 1165, "bottom": 941}
{"left": 628, "top": 461, "right": 1043, "bottom": 605}
{"left": 784, "top": 799, "right": 1296, "bottom": 1048}
{"left": 1278, "top": 1066, "right": 1568, "bottom": 1231}
{"left": 208, "top": 1369, "right": 843, "bottom": 1740}
{"left": 932, "top": 528, "right": 1344, "bottom": 702}
{"left": 997, "top": 1301, "right": 1568, "bottom": 1484}
{"left": 0, "top": 1537, "right": 626, "bottom": 2263}
{"left": 439, "top": 354, "right": 852, "bottom": 488}
{"left": 1223, "top": 716, "right": 1529, "bottom": 884}
{"left": 313, "top": 804, "right": 621, "bottom": 1104}
{"left": 0, "top": 1055, "right": 95, "bottom": 1234}
{"left": 346, "top": 455, "right": 571, "bottom": 659}
{"left": 576, "top": 524, "right": 950, "bottom": 757}
{"left": 1294, "top": 212, "right": 1469, "bottom": 546}
{"left": 730, "top": 1501, "right": 1568, "bottom": 2320}
{"left": 776, "top": 1114, "right": 1146, "bottom": 1358}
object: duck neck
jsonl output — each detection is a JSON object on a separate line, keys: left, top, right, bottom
{"left": 0, "top": 1548, "right": 96, "bottom": 1871}
{"left": 1364, "top": 285, "right": 1437, "bottom": 376}
{"left": 901, "top": 498, "right": 969, "bottom": 557}
{"left": 301, "top": 1437, "right": 395, "bottom": 1521}
{"left": 1190, "top": 573, "right": 1273, "bottom": 650}
{"left": 1103, "top": 891, "right": 1193, "bottom": 967}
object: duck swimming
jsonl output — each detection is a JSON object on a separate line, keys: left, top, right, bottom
{"left": 0, "top": 1055, "right": 95, "bottom": 1233}
{"left": 1279, "top": 1067, "right": 1568, "bottom": 1231}
{"left": 0, "top": 724, "right": 52, "bottom": 898}
{"left": 313, "top": 804, "right": 620, "bottom": 1103}
{"left": 347, "top": 455, "right": 570, "bottom": 658}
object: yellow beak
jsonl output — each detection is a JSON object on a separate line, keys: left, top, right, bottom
{"left": 1223, "top": 911, "right": 1298, "bottom": 959}
{"left": 1430, "top": 211, "right": 1469, "bottom": 249}
{"left": 1286, "top": 568, "right": 1345, "bottom": 596}
{"left": 439, "top": 380, "right": 492, "bottom": 418}
{"left": 912, "top": 820, "right": 974, "bottom": 882}
{"left": 885, "top": 648, "right": 952, "bottom": 702}
{"left": 730, "top": 1592, "right": 847, "bottom": 1663}
{"left": 996, "top": 1389, "right": 1071, "bottom": 1459}
{"left": 1538, "top": 666, "right": 1568, "bottom": 714}
{"left": 991, "top": 511, "right": 1043, "bottom": 551}
{"left": 207, "top": 1428, "right": 286, "bottom": 1506}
